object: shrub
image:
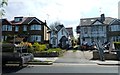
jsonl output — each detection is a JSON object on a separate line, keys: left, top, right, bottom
{"left": 47, "top": 48, "right": 62, "bottom": 53}
{"left": 32, "top": 42, "right": 47, "bottom": 52}
{"left": 114, "top": 42, "right": 120, "bottom": 50}
{"left": 28, "top": 46, "right": 34, "bottom": 53}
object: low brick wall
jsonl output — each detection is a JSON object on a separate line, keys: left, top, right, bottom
{"left": 93, "top": 51, "right": 118, "bottom": 60}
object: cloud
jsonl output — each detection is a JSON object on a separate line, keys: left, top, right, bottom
{"left": 3, "top": 0, "right": 120, "bottom": 37}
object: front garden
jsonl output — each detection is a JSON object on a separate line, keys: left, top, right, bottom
{"left": 2, "top": 42, "right": 66, "bottom": 65}
{"left": 26, "top": 42, "right": 65, "bottom": 57}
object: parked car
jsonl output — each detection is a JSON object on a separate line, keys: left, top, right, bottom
{"left": 80, "top": 43, "right": 97, "bottom": 51}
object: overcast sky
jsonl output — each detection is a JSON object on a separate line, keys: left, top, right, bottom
{"left": 3, "top": 0, "right": 120, "bottom": 37}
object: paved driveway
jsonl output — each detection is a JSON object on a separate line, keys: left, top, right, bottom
{"left": 54, "top": 50, "right": 95, "bottom": 64}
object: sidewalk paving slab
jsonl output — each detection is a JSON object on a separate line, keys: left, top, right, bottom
{"left": 91, "top": 60, "right": 120, "bottom": 65}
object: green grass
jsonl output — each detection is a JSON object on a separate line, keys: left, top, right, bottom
{"left": 73, "top": 50, "right": 77, "bottom": 52}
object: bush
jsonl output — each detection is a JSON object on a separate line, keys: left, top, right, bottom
{"left": 114, "top": 42, "right": 120, "bottom": 50}
{"left": 47, "top": 48, "right": 62, "bottom": 53}
{"left": 2, "top": 43, "right": 14, "bottom": 52}
{"left": 32, "top": 42, "right": 47, "bottom": 52}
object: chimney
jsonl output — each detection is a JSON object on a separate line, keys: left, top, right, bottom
{"left": 100, "top": 14, "right": 105, "bottom": 23}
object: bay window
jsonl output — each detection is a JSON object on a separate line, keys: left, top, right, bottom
{"left": 110, "top": 25, "right": 120, "bottom": 31}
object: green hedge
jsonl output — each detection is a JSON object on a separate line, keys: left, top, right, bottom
{"left": 47, "top": 48, "right": 62, "bottom": 53}
{"left": 114, "top": 42, "right": 120, "bottom": 50}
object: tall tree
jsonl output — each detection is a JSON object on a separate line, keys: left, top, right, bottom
{"left": 49, "top": 21, "right": 61, "bottom": 30}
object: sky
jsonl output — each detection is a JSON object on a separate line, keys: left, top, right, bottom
{"left": 3, "top": 0, "right": 120, "bottom": 37}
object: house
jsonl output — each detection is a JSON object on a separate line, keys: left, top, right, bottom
{"left": 77, "top": 14, "right": 114, "bottom": 45}
{"left": 66, "top": 27, "right": 74, "bottom": 47}
{"left": 108, "top": 19, "right": 120, "bottom": 42}
{"left": 66, "top": 27, "right": 74, "bottom": 38}
{"left": 49, "top": 24, "right": 70, "bottom": 49}
{"left": 2, "top": 17, "right": 50, "bottom": 44}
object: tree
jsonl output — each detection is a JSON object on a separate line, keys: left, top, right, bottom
{"left": 49, "top": 21, "right": 61, "bottom": 30}
{"left": 0, "top": 0, "right": 8, "bottom": 18}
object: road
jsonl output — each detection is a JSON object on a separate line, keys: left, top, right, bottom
{"left": 2, "top": 50, "right": 120, "bottom": 74}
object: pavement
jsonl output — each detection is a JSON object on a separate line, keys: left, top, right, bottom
{"left": 92, "top": 60, "right": 120, "bottom": 65}
{"left": 34, "top": 57, "right": 58, "bottom": 62}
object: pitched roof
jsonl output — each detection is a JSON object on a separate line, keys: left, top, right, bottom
{"left": 10, "top": 17, "right": 28, "bottom": 25}
{"left": 109, "top": 19, "right": 120, "bottom": 25}
{"left": 66, "top": 27, "right": 74, "bottom": 37}
{"left": 10, "top": 17, "right": 46, "bottom": 25}
{"left": 91, "top": 19, "right": 104, "bottom": 25}
{"left": 55, "top": 25, "right": 64, "bottom": 32}
{"left": 0, "top": 19, "right": 12, "bottom": 24}
{"left": 80, "top": 17, "right": 114, "bottom": 26}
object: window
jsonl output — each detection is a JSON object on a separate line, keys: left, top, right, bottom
{"left": 2, "top": 36, "right": 7, "bottom": 41}
{"left": 53, "top": 37, "right": 56, "bottom": 46}
{"left": 84, "top": 27, "right": 87, "bottom": 34}
{"left": 91, "top": 19, "right": 94, "bottom": 21}
{"left": 15, "top": 26, "right": 19, "bottom": 32}
{"left": 30, "top": 25, "right": 41, "bottom": 30}
{"left": 2, "top": 25, "right": 12, "bottom": 31}
{"left": 83, "top": 20, "right": 86, "bottom": 22}
{"left": 23, "top": 25, "right": 27, "bottom": 31}
{"left": 30, "top": 35, "right": 41, "bottom": 42}
{"left": 111, "top": 25, "right": 120, "bottom": 31}
{"left": 14, "top": 17, "right": 23, "bottom": 22}
{"left": 112, "top": 36, "right": 120, "bottom": 42}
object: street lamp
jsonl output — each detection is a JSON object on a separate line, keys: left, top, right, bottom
{"left": 12, "top": 25, "right": 17, "bottom": 52}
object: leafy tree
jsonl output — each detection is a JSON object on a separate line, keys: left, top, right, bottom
{"left": 49, "top": 21, "right": 61, "bottom": 30}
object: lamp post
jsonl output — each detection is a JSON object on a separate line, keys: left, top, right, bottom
{"left": 12, "top": 25, "right": 16, "bottom": 52}
{"left": 27, "top": 32, "right": 29, "bottom": 53}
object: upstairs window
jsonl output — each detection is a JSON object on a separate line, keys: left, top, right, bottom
{"left": 2, "top": 25, "right": 12, "bottom": 31}
{"left": 30, "top": 25, "right": 41, "bottom": 30}
{"left": 111, "top": 25, "right": 120, "bottom": 31}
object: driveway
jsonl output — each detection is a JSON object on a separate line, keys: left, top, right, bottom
{"left": 54, "top": 50, "right": 95, "bottom": 64}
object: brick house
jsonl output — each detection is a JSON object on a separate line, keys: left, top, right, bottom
{"left": 2, "top": 17, "right": 50, "bottom": 44}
